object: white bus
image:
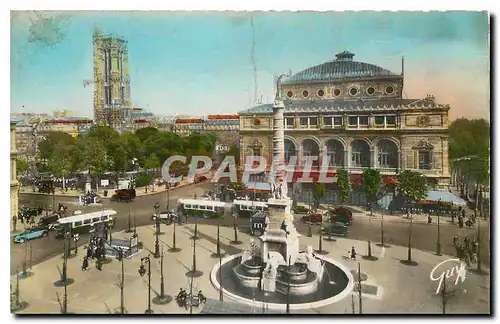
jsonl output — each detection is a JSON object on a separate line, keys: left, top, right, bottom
{"left": 178, "top": 199, "right": 228, "bottom": 214}
{"left": 233, "top": 199, "right": 268, "bottom": 212}
{"left": 56, "top": 209, "right": 117, "bottom": 237}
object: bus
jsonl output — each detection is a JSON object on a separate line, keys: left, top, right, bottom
{"left": 56, "top": 209, "right": 117, "bottom": 237}
{"left": 233, "top": 199, "right": 268, "bottom": 212}
{"left": 178, "top": 199, "right": 228, "bottom": 216}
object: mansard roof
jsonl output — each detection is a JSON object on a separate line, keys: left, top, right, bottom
{"left": 238, "top": 98, "right": 450, "bottom": 115}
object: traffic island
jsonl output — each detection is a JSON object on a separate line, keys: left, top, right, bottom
{"left": 185, "top": 270, "right": 203, "bottom": 278}
{"left": 362, "top": 255, "right": 379, "bottom": 261}
{"left": 17, "top": 271, "right": 35, "bottom": 280}
{"left": 210, "top": 252, "right": 226, "bottom": 259}
{"left": 152, "top": 294, "right": 173, "bottom": 305}
{"left": 53, "top": 278, "right": 75, "bottom": 287}
{"left": 11, "top": 301, "right": 29, "bottom": 312}
{"left": 168, "top": 247, "right": 182, "bottom": 253}
{"left": 400, "top": 259, "right": 419, "bottom": 266}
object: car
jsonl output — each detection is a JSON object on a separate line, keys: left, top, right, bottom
{"left": 111, "top": 189, "right": 136, "bottom": 202}
{"left": 38, "top": 213, "right": 60, "bottom": 230}
{"left": 301, "top": 213, "right": 323, "bottom": 224}
{"left": 324, "top": 222, "right": 349, "bottom": 237}
{"left": 328, "top": 207, "right": 353, "bottom": 225}
{"left": 14, "top": 227, "right": 49, "bottom": 243}
{"left": 152, "top": 211, "right": 177, "bottom": 223}
{"left": 249, "top": 211, "right": 267, "bottom": 236}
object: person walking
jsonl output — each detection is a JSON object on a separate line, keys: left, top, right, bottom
{"left": 82, "top": 257, "right": 89, "bottom": 271}
{"left": 350, "top": 246, "right": 357, "bottom": 261}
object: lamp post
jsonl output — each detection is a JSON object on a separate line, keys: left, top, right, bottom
{"left": 154, "top": 205, "right": 161, "bottom": 258}
{"left": 138, "top": 255, "right": 154, "bottom": 314}
{"left": 230, "top": 207, "right": 242, "bottom": 245}
{"left": 186, "top": 229, "right": 203, "bottom": 278}
{"left": 126, "top": 202, "right": 132, "bottom": 233}
{"left": 168, "top": 209, "right": 181, "bottom": 253}
{"left": 286, "top": 256, "right": 291, "bottom": 314}
{"left": 153, "top": 246, "right": 172, "bottom": 305}
{"left": 211, "top": 212, "right": 225, "bottom": 258}
{"left": 73, "top": 234, "right": 79, "bottom": 255}
{"left": 436, "top": 199, "right": 442, "bottom": 256}
{"left": 219, "top": 253, "right": 223, "bottom": 302}
{"left": 307, "top": 199, "right": 313, "bottom": 237}
{"left": 315, "top": 217, "right": 328, "bottom": 255}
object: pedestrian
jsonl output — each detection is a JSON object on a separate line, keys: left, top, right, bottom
{"left": 427, "top": 215, "right": 432, "bottom": 224}
{"left": 96, "top": 258, "right": 102, "bottom": 271}
{"left": 82, "top": 257, "right": 89, "bottom": 271}
{"left": 464, "top": 236, "right": 470, "bottom": 250}
{"left": 453, "top": 235, "right": 459, "bottom": 247}
{"left": 86, "top": 246, "right": 92, "bottom": 259}
{"left": 458, "top": 218, "right": 464, "bottom": 228}
{"left": 350, "top": 246, "right": 357, "bottom": 260}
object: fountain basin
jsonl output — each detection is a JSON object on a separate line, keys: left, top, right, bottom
{"left": 211, "top": 253, "right": 354, "bottom": 311}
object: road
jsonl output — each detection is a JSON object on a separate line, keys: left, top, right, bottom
{"left": 12, "top": 182, "right": 484, "bottom": 275}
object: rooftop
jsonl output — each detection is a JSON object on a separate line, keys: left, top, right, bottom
{"left": 282, "top": 51, "right": 400, "bottom": 85}
{"left": 239, "top": 97, "right": 449, "bottom": 115}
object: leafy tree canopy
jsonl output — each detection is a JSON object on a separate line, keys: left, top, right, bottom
{"left": 449, "top": 118, "right": 490, "bottom": 160}
{"left": 38, "top": 131, "right": 76, "bottom": 160}
{"left": 337, "top": 169, "right": 351, "bottom": 205}
{"left": 396, "top": 170, "right": 428, "bottom": 203}
{"left": 362, "top": 168, "right": 382, "bottom": 202}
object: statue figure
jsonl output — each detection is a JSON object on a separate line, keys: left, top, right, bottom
{"left": 241, "top": 239, "right": 259, "bottom": 264}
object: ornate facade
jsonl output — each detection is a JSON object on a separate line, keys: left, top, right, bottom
{"left": 239, "top": 51, "right": 451, "bottom": 190}
{"left": 92, "top": 28, "right": 132, "bottom": 126}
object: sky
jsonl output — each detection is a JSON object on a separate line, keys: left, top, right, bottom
{"left": 10, "top": 11, "right": 490, "bottom": 120}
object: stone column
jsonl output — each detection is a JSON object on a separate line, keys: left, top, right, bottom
{"left": 344, "top": 150, "right": 349, "bottom": 169}
{"left": 397, "top": 150, "right": 401, "bottom": 171}
{"left": 370, "top": 149, "right": 375, "bottom": 168}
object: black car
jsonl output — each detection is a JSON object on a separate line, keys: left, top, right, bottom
{"left": 38, "top": 213, "right": 60, "bottom": 230}
{"left": 324, "top": 222, "right": 348, "bottom": 237}
{"left": 249, "top": 211, "right": 267, "bottom": 236}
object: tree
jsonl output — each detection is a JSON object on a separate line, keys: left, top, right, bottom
{"left": 337, "top": 169, "right": 351, "bottom": 207}
{"left": 135, "top": 127, "right": 159, "bottom": 144}
{"left": 397, "top": 170, "right": 427, "bottom": 265}
{"left": 37, "top": 131, "right": 76, "bottom": 162}
{"left": 47, "top": 145, "right": 74, "bottom": 191}
{"left": 16, "top": 158, "right": 29, "bottom": 176}
{"left": 449, "top": 118, "right": 489, "bottom": 160}
{"left": 396, "top": 170, "right": 428, "bottom": 205}
{"left": 143, "top": 154, "right": 161, "bottom": 191}
{"left": 362, "top": 169, "right": 382, "bottom": 216}
{"left": 312, "top": 183, "right": 326, "bottom": 211}
{"left": 76, "top": 137, "right": 107, "bottom": 188}
{"left": 120, "top": 132, "right": 144, "bottom": 168}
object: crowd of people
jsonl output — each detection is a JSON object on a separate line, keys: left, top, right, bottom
{"left": 453, "top": 235, "right": 479, "bottom": 267}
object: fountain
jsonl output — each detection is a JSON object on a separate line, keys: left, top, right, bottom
{"left": 209, "top": 76, "right": 354, "bottom": 311}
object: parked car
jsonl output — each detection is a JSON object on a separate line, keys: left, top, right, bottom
{"left": 324, "top": 222, "right": 349, "bottom": 237}
{"left": 328, "top": 207, "right": 353, "bottom": 225}
{"left": 14, "top": 227, "right": 49, "bottom": 243}
{"left": 301, "top": 213, "right": 323, "bottom": 224}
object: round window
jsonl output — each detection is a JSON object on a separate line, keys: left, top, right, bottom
{"left": 349, "top": 87, "right": 358, "bottom": 96}
{"left": 286, "top": 91, "right": 293, "bottom": 98}
{"left": 333, "top": 88, "right": 341, "bottom": 96}
{"left": 302, "top": 90, "right": 309, "bottom": 98}
{"left": 385, "top": 86, "right": 394, "bottom": 94}
{"left": 317, "top": 89, "right": 325, "bottom": 97}
{"left": 366, "top": 87, "right": 375, "bottom": 95}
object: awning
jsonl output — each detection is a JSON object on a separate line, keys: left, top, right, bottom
{"left": 243, "top": 182, "right": 271, "bottom": 193}
{"left": 422, "top": 190, "right": 467, "bottom": 206}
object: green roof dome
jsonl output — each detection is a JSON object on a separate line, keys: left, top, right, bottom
{"left": 282, "top": 51, "right": 399, "bottom": 85}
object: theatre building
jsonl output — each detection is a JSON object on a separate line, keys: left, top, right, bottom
{"left": 238, "top": 51, "right": 451, "bottom": 204}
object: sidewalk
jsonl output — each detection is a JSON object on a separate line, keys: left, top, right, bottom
{"left": 19, "top": 175, "right": 209, "bottom": 199}
{"left": 11, "top": 223, "right": 490, "bottom": 314}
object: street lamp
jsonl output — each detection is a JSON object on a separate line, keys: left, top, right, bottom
{"left": 152, "top": 246, "right": 172, "bottom": 305}
{"left": 138, "top": 255, "right": 154, "bottom": 314}
{"left": 153, "top": 203, "right": 161, "bottom": 258}
{"left": 73, "top": 234, "right": 79, "bottom": 255}
{"left": 307, "top": 198, "right": 313, "bottom": 238}
{"left": 436, "top": 199, "right": 442, "bottom": 256}
{"left": 230, "top": 206, "right": 242, "bottom": 245}
{"left": 186, "top": 231, "right": 203, "bottom": 278}
{"left": 168, "top": 208, "right": 182, "bottom": 253}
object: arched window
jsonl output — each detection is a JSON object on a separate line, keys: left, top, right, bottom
{"left": 284, "top": 139, "right": 296, "bottom": 164}
{"left": 302, "top": 139, "right": 320, "bottom": 167}
{"left": 325, "top": 139, "right": 344, "bottom": 167}
{"left": 351, "top": 139, "right": 370, "bottom": 168}
{"left": 377, "top": 139, "right": 398, "bottom": 168}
